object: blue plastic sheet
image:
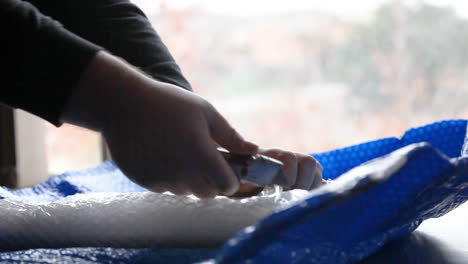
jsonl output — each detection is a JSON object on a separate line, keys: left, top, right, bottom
{"left": 0, "top": 119, "right": 467, "bottom": 264}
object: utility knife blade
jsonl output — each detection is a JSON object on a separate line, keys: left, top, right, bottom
{"left": 218, "top": 147, "right": 289, "bottom": 188}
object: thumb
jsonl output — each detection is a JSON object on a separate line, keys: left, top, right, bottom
{"left": 207, "top": 107, "right": 258, "bottom": 155}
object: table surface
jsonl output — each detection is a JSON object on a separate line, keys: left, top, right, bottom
{"left": 361, "top": 202, "right": 468, "bottom": 264}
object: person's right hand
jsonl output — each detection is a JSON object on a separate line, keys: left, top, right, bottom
{"left": 61, "top": 52, "right": 258, "bottom": 198}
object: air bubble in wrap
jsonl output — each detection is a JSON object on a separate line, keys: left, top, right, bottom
{"left": 0, "top": 119, "right": 466, "bottom": 264}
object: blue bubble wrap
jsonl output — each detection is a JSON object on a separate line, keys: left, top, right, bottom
{"left": 0, "top": 120, "right": 467, "bottom": 264}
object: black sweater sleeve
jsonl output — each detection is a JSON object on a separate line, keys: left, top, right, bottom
{"left": 1, "top": 0, "right": 192, "bottom": 126}
{"left": 1, "top": 0, "right": 103, "bottom": 126}
{"left": 27, "top": 0, "right": 192, "bottom": 91}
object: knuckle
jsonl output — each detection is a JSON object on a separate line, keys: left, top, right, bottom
{"left": 227, "top": 127, "right": 240, "bottom": 143}
{"left": 260, "top": 148, "right": 280, "bottom": 156}
{"left": 267, "top": 148, "right": 282, "bottom": 153}
{"left": 302, "top": 157, "right": 318, "bottom": 168}
{"left": 199, "top": 99, "right": 215, "bottom": 115}
{"left": 280, "top": 151, "right": 297, "bottom": 163}
{"left": 200, "top": 98, "right": 213, "bottom": 109}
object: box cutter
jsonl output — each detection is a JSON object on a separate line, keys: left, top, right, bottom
{"left": 218, "top": 147, "right": 289, "bottom": 188}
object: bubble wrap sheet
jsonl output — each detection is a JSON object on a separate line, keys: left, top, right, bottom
{"left": 0, "top": 120, "right": 467, "bottom": 264}
{"left": 0, "top": 187, "right": 308, "bottom": 249}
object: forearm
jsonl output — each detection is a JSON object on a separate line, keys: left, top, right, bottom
{"left": 60, "top": 51, "right": 176, "bottom": 132}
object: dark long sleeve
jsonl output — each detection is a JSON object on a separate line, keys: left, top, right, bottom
{"left": 1, "top": 0, "right": 103, "bottom": 126}
{"left": 27, "top": 0, "right": 192, "bottom": 91}
{"left": 1, "top": 0, "right": 192, "bottom": 126}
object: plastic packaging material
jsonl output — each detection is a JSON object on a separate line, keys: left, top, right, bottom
{"left": 0, "top": 187, "right": 308, "bottom": 250}
{"left": 461, "top": 122, "right": 468, "bottom": 157}
{"left": 215, "top": 120, "right": 468, "bottom": 264}
{"left": 0, "top": 247, "right": 217, "bottom": 264}
{"left": 0, "top": 119, "right": 466, "bottom": 264}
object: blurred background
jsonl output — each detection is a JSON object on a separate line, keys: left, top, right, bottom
{"left": 16, "top": 0, "right": 468, "bottom": 186}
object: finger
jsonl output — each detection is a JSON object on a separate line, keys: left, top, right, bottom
{"left": 261, "top": 149, "right": 298, "bottom": 188}
{"left": 293, "top": 154, "right": 321, "bottom": 190}
{"left": 310, "top": 161, "right": 324, "bottom": 190}
{"left": 293, "top": 155, "right": 316, "bottom": 190}
{"left": 167, "top": 184, "right": 190, "bottom": 196}
{"left": 188, "top": 177, "right": 218, "bottom": 199}
{"left": 147, "top": 186, "right": 167, "bottom": 193}
{"left": 192, "top": 137, "right": 240, "bottom": 196}
{"left": 206, "top": 105, "right": 258, "bottom": 155}
{"left": 229, "top": 184, "right": 264, "bottom": 198}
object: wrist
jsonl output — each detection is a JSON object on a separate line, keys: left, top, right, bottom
{"left": 60, "top": 51, "right": 148, "bottom": 132}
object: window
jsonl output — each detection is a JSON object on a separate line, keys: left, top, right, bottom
{"left": 13, "top": 110, "right": 103, "bottom": 187}
{"left": 134, "top": 0, "right": 468, "bottom": 153}
{"left": 44, "top": 123, "right": 103, "bottom": 175}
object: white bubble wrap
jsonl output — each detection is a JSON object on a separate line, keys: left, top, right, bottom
{"left": 0, "top": 188, "right": 309, "bottom": 249}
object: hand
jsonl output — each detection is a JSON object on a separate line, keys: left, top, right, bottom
{"left": 231, "top": 148, "right": 323, "bottom": 197}
{"left": 260, "top": 149, "right": 323, "bottom": 190}
{"left": 61, "top": 52, "right": 258, "bottom": 198}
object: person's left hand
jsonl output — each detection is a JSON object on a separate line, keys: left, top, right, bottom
{"left": 231, "top": 148, "right": 324, "bottom": 197}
